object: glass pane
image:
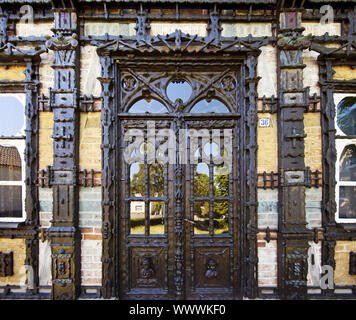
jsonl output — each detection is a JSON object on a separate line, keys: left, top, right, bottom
{"left": 339, "top": 186, "right": 356, "bottom": 219}
{"left": 149, "top": 201, "right": 165, "bottom": 235}
{"left": 193, "top": 201, "right": 209, "bottom": 235}
{"left": 0, "top": 185, "right": 22, "bottom": 218}
{"left": 339, "top": 145, "right": 356, "bottom": 181}
{"left": 193, "top": 163, "right": 209, "bottom": 197}
{"left": 128, "top": 99, "right": 168, "bottom": 113}
{"left": 166, "top": 80, "right": 192, "bottom": 103}
{"left": 130, "top": 201, "right": 145, "bottom": 234}
{"left": 336, "top": 97, "right": 356, "bottom": 136}
{"left": 213, "top": 201, "right": 229, "bottom": 234}
{"left": 0, "top": 96, "right": 25, "bottom": 136}
{"left": 190, "top": 99, "right": 229, "bottom": 113}
{"left": 203, "top": 142, "right": 219, "bottom": 158}
{"left": 0, "top": 145, "right": 22, "bottom": 181}
{"left": 149, "top": 164, "right": 164, "bottom": 197}
{"left": 130, "top": 163, "right": 145, "bottom": 197}
{"left": 214, "top": 165, "right": 229, "bottom": 197}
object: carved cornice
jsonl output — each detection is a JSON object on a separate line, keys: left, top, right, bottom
{"left": 92, "top": 31, "right": 269, "bottom": 56}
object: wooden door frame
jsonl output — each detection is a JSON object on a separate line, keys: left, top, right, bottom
{"left": 96, "top": 33, "right": 262, "bottom": 299}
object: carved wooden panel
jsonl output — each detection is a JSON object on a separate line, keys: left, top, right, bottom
{"left": 193, "top": 247, "right": 231, "bottom": 290}
{"left": 130, "top": 247, "right": 167, "bottom": 293}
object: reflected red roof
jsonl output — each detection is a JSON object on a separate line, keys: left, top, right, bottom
{"left": 0, "top": 145, "right": 21, "bottom": 168}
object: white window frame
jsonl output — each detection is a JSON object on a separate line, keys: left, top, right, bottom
{"left": 334, "top": 93, "right": 356, "bottom": 223}
{"left": 0, "top": 93, "right": 26, "bottom": 223}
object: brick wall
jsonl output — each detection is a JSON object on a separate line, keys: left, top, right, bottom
{"left": 39, "top": 50, "right": 54, "bottom": 97}
{"left": 257, "top": 189, "right": 278, "bottom": 230}
{"left": 0, "top": 238, "right": 26, "bottom": 286}
{"left": 304, "top": 113, "right": 322, "bottom": 171}
{"left": 79, "top": 112, "right": 102, "bottom": 171}
{"left": 0, "top": 66, "right": 26, "bottom": 81}
{"left": 79, "top": 187, "right": 102, "bottom": 286}
{"left": 257, "top": 113, "right": 278, "bottom": 172}
{"left": 257, "top": 235, "right": 278, "bottom": 287}
{"left": 334, "top": 241, "right": 356, "bottom": 285}
{"left": 39, "top": 112, "right": 54, "bottom": 170}
{"left": 81, "top": 46, "right": 101, "bottom": 97}
{"left": 257, "top": 45, "right": 277, "bottom": 97}
{"left": 305, "top": 188, "right": 322, "bottom": 229}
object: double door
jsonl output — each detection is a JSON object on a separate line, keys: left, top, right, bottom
{"left": 118, "top": 115, "right": 240, "bottom": 299}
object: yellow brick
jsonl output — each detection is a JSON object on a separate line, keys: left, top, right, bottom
{"left": 39, "top": 113, "right": 53, "bottom": 169}
{"left": 257, "top": 113, "right": 278, "bottom": 172}
{"left": 0, "top": 238, "right": 26, "bottom": 286}
{"left": 334, "top": 66, "right": 356, "bottom": 81}
{"left": 304, "top": 113, "right": 322, "bottom": 171}
{"left": 334, "top": 241, "right": 356, "bottom": 285}
{"left": 0, "top": 66, "right": 26, "bottom": 81}
{"left": 79, "top": 112, "right": 101, "bottom": 170}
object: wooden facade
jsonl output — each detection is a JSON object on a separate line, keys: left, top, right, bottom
{"left": 0, "top": 0, "right": 355, "bottom": 300}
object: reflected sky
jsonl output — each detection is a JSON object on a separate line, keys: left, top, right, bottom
{"left": 0, "top": 96, "right": 25, "bottom": 136}
{"left": 166, "top": 81, "right": 192, "bottom": 103}
{"left": 128, "top": 99, "right": 168, "bottom": 113}
{"left": 190, "top": 99, "right": 229, "bottom": 113}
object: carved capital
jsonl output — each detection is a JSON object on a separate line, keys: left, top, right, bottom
{"left": 46, "top": 33, "right": 78, "bottom": 51}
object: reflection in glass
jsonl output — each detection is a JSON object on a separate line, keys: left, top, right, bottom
{"left": 193, "top": 201, "right": 209, "bottom": 234}
{"left": 130, "top": 162, "right": 145, "bottom": 196}
{"left": 128, "top": 99, "right": 168, "bottom": 113}
{"left": 193, "top": 163, "right": 209, "bottom": 197}
{"left": 190, "top": 99, "right": 229, "bottom": 113}
{"left": 0, "top": 185, "right": 22, "bottom": 218}
{"left": 339, "top": 145, "right": 356, "bottom": 181}
{"left": 166, "top": 80, "right": 192, "bottom": 103}
{"left": 203, "top": 142, "right": 219, "bottom": 158}
{"left": 0, "top": 145, "right": 22, "bottom": 181}
{"left": 214, "top": 165, "right": 229, "bottom": 197}
{"left": 130, "top": 201, "right": 145, "bottom": 234}
{"left": 213, "top": 201, "right": 229, "bottom": 234}
{"left": 149, "top": 164, "right": 164, "bottom": 197}
{"left": 339, "top": 186, "right": 356, "bottom": 219}
{"left": 337, "top": 97, "right": 356, "bottom": 135}
{"left": 149, "top": 201, "right": 165, "bottom": 234}
{"left": 0, "top": 96, "right": 25, "bottom": 136}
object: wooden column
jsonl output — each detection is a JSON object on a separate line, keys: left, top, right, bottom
{"left": 46, "top": 5, "right": 81, "bottom": 300}
{"left": 277, "top": 11, "right": 312, "bottom": 300}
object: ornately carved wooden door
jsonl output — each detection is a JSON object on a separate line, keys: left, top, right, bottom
{"left": 117, "top": 67, "right": 241, "bottom": 300}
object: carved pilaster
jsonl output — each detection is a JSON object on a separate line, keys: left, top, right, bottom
{"left": 0, "top": 7, "right": 7, "bottom": 46}
{"left": 24, "top": 59, "right": 40, "bottom": 293}
{"left": 244, "top": 54, "right": 259, "bottom": 299}
{"left": 46, "top": 7, "right": 81, "bottom": 300}
{"left": 98, "top": 55, "right": 117, "bottom": 299}
{"left": 174, "top": 117, "right": 185, "bottom": 299}
{"left": 319, "top": 58, "right": 337, "bottom": 297}
{"left": 277, "top": 11, "right": 311, "bottom": 300}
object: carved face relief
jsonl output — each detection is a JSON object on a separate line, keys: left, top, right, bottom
{"left": 140, "top": 257, "right": 154, "bottom": 279}
{"left": 205, "top": 259, "right": 218, "bottom": 279}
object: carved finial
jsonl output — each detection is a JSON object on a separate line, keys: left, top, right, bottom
{"left": 135, "top": 7, "right": 151, "bottom": 43}
{"left": 207, "top": 6, "right": 222, "bottom": 46}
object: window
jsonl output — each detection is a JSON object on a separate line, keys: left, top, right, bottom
{"left": 335, "top": 94, "right": 356, "bottom": 222}
{"left": 0, "top": 94, "right": 26, "bottom": 222}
